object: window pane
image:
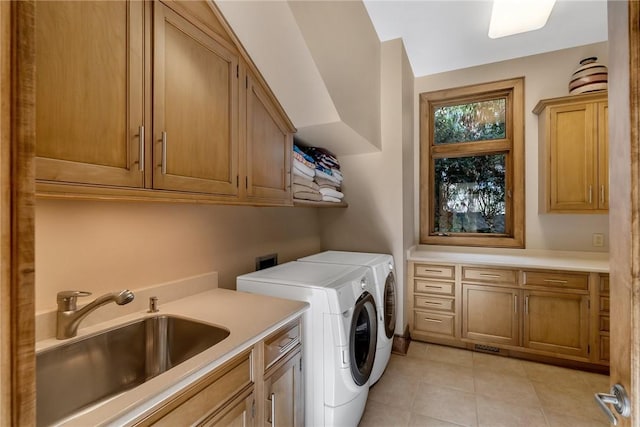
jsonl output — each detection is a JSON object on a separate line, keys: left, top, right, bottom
{"left": 433, "top": 154, "right": 506, "bottom": 234}
{"left": 434, "top": 99, "right": 506, "bottom": 145}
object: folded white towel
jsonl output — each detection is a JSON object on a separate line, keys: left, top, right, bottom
{"left": 293, "top": 159, "right": 316, "bottom": 178}
{"left": 293, "top": 163, "right": 315, "bottom": 179}
{"left": 319, "top": 187, "right": 344, "bottom": 199}
{"left": 322, "top": 195, "right": 341, "bottom": 203}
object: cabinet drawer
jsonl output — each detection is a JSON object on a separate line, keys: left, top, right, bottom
{"left": 600, "top": 315, "right": 610, "bottom": 332}
{"left": 413, "top": 264, "right": 454, "bottom": 280}
{"left": 462, "top": 266, "right": 517, "bottom": 285}
{"left": 413, "top": 311, "right": 455, "bottom": 336}
{"left": 414, "top": 295, "right": 454, "bottom": 312}
{"left": 414, "top": 279, "right": 454, "bottom": 296}
{"left": 522, "top": 271, "right": 589, "bottom": 290}
{"left": 600, "top": 276, "right": 610, "bottom": 294}
{"left": 138, "top": 351, "right": 252, "bottom": 426}
{"left": 264, "top": 320, "right": 301, "bottom": 369}
{"left": 600, "top": 296, "right": 610, "bottom": 312}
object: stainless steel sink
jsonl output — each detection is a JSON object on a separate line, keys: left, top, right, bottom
{"left": 36, "top": 315, "right": 230, "bottom": 426}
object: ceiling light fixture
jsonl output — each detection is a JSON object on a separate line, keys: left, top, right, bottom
{"left": 488, "top": 0, "right": 557, "bottom": 39}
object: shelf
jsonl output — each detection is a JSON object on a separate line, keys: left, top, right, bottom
{"left": 293, "top": 199, "right": 348, "bottom": 208}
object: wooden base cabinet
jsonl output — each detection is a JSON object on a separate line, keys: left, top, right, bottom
{"left": 134, "top": 319, "right": 303, "bottom": 427}
{"left": 409, "top": 261, "right": 608, "bottom": 369}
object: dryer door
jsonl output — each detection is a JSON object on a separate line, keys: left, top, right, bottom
{"left": 383, "top": 271, "right": 397, "bottom": 339}
{"left": 349, "top": 292, "right": 378, "bottom": 386}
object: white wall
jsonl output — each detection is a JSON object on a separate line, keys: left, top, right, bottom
{"left": 319, "top": 39, "right": 414, "bottom": 334}
{"left": 35, "top": 200, "right": 322, "bottom": 312}
{"left": 414, "top": 42, "right": 610, "bottom": 252}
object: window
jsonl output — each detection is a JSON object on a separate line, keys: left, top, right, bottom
{"left": 419, "top": 78, "right": 524, "bottom": 248}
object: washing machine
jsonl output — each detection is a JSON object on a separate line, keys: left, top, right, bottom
{"left": 298, "top": 251, "right": 396, "bottom": 385}
{"left": 236, "top": 261, "right": 378, "bottom": 427}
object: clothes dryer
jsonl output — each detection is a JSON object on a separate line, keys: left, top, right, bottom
{"left": 298, "top": 251, "right": 397, "bottom": 385}
{"left": 237, "top": 262, "right": 378, "bottom": 427}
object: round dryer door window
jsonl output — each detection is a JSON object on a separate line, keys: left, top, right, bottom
{"left": 349, "top": 292, "right": 378, "bottom": 386}
{"left": 383, "top": 271, "right": 397, "bottom": 339}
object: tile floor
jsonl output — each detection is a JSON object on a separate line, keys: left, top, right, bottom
{"left": 359, "top": 341, "right": 610, "bottom": 427}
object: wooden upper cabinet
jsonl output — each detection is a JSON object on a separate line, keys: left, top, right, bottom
{"left": 153, "top": 3, "right": 239, "bottom": 196}
{"left": 35, "top": 1, "right": 145, "bottom": 187}
{"left": 243, "top": 72, "right": 293, "bottom": 204}
{"left": 534, "top": 92, "right": 608, "bottom": 213}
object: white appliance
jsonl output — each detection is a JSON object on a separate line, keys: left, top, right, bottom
{"left": 237, "top": 262, "right": 378, "bottom": 427}
{"left": 298, "top": 251, "right": 397, "bottom": 385}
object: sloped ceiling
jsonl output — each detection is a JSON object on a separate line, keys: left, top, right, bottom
{"left": 215, "top": 0, "right": 382, "bottom": 156}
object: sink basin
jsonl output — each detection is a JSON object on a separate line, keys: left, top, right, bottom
{"left": 36, "top": 315, "right": 230, "bottom": 426}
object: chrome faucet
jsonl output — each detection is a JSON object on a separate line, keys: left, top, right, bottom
{"left": 56, "top": 290, "right": 135, "bottom": 340}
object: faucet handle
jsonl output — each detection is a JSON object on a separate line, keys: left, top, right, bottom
{"left": 57, "top": 290, "right": 92, "bottom": 311}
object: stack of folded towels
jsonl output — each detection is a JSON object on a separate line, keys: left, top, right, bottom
{"left": 292, "top": 144, "right": 345, "bottom": 203}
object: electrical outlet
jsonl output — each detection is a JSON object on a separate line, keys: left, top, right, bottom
{"left": 592, "top": 233, "right": 605, "bottom": 247}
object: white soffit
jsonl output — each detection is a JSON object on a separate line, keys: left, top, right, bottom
{"left": 363, "top": 0, "right": 608, "bottom": 77}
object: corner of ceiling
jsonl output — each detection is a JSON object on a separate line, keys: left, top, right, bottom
{"left": 214, "top": 0, "right": 382, "bottom": 156}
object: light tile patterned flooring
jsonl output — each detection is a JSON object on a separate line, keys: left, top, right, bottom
{"left": 359, "top": 342, "right": 609, "bottom": 427}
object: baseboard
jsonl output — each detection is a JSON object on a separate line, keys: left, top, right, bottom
{"left": 392, "top": 326, "right": 411, "bottom": 355}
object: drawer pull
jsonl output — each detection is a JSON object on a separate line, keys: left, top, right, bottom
{"left": 277, "top": 336, "right": 298, "bottom": 354}
{"left": 423, "top": 269, "right": 445, "bottom": 273}
{"left": 543, "top": 279, "right": 568, "bottom": 284}
{"left": 424, "top": 301, "right": 442, "bottom": 305}
{"left": 424, "top": 317, "right": 442, "bottom": 323}
{"left": 480, "top": 273, "right": 501, "bottom": 278}
{"left": 424, "top": 285, "right": 443, "bottom": 289}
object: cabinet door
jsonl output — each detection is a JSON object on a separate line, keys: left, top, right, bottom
{"left": 462, "top": 284, "right": 519, "bottom": 346}
{"left": 263, "top": 350, "right": 303, "bottom": 427}
{"left": 523, "top": 291, "right": 589, "bottom": 358}
{"left": 597, "top": 101, "right": 609, "bottom": 210}
{"left": 35, "top": 1, "right": 144, "bottom": 187}
{"left": 245, "top": 73, "right": 292, "bottom": 204}
{"left": 153, "top": 3, "right": 239, "bottom": 196}
{"left": 548, "top": 103, "right": 597, "bottom": 211}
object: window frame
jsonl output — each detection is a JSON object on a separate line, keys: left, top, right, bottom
{"left": 419, "top": 77, "right": 525, "bottom": 248}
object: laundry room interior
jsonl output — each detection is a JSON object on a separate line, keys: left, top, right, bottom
{"left": 3, "top": 0, "right": 638, "bottom": 426}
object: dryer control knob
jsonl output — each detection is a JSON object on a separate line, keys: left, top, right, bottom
{"left": 360, "top": 278, "right": 367, "bottom": 290}
{"left": 389, "top": 263, "right": 394, "bottom": 270}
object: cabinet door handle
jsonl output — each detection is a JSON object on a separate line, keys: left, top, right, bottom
{"left": 514, "top": 295, "right": 518, "bottom": 313}
{"left": 161, "top": 131, "right": 167, "bottom": 175}
{"left": 424, "top": 317, "right": 442, "bottom": 323}
{"left": 589, "top": 185, "right": 593, "bottom": 204}
{"left": 139, "top": 126, "right": 145, "bottom": 172}
{"left": 525, "top": 296, "right": 529, "bottom": 314}
{"left": 601, "top": 185, "right": 606, "bottom": 205}
{"left": 267, "top": 392, "right": 276, "bottom": 425}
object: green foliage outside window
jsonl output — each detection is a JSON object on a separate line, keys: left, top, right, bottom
{"left": 434, "top": 99, "right": 506, "bottom": 145}
{"left": 434, "top": 155, "right": 506, "bottom": 234}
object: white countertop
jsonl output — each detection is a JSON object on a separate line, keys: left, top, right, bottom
{"left": 38, "top": 288, "right": 308, "bottom": 426}
{"left": 408, "top": 245, "right": 609, "bottom": 273}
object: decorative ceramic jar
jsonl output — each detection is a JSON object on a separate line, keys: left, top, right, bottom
{"left": 569, "top": 57, "right": 608, "bottom": 95}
